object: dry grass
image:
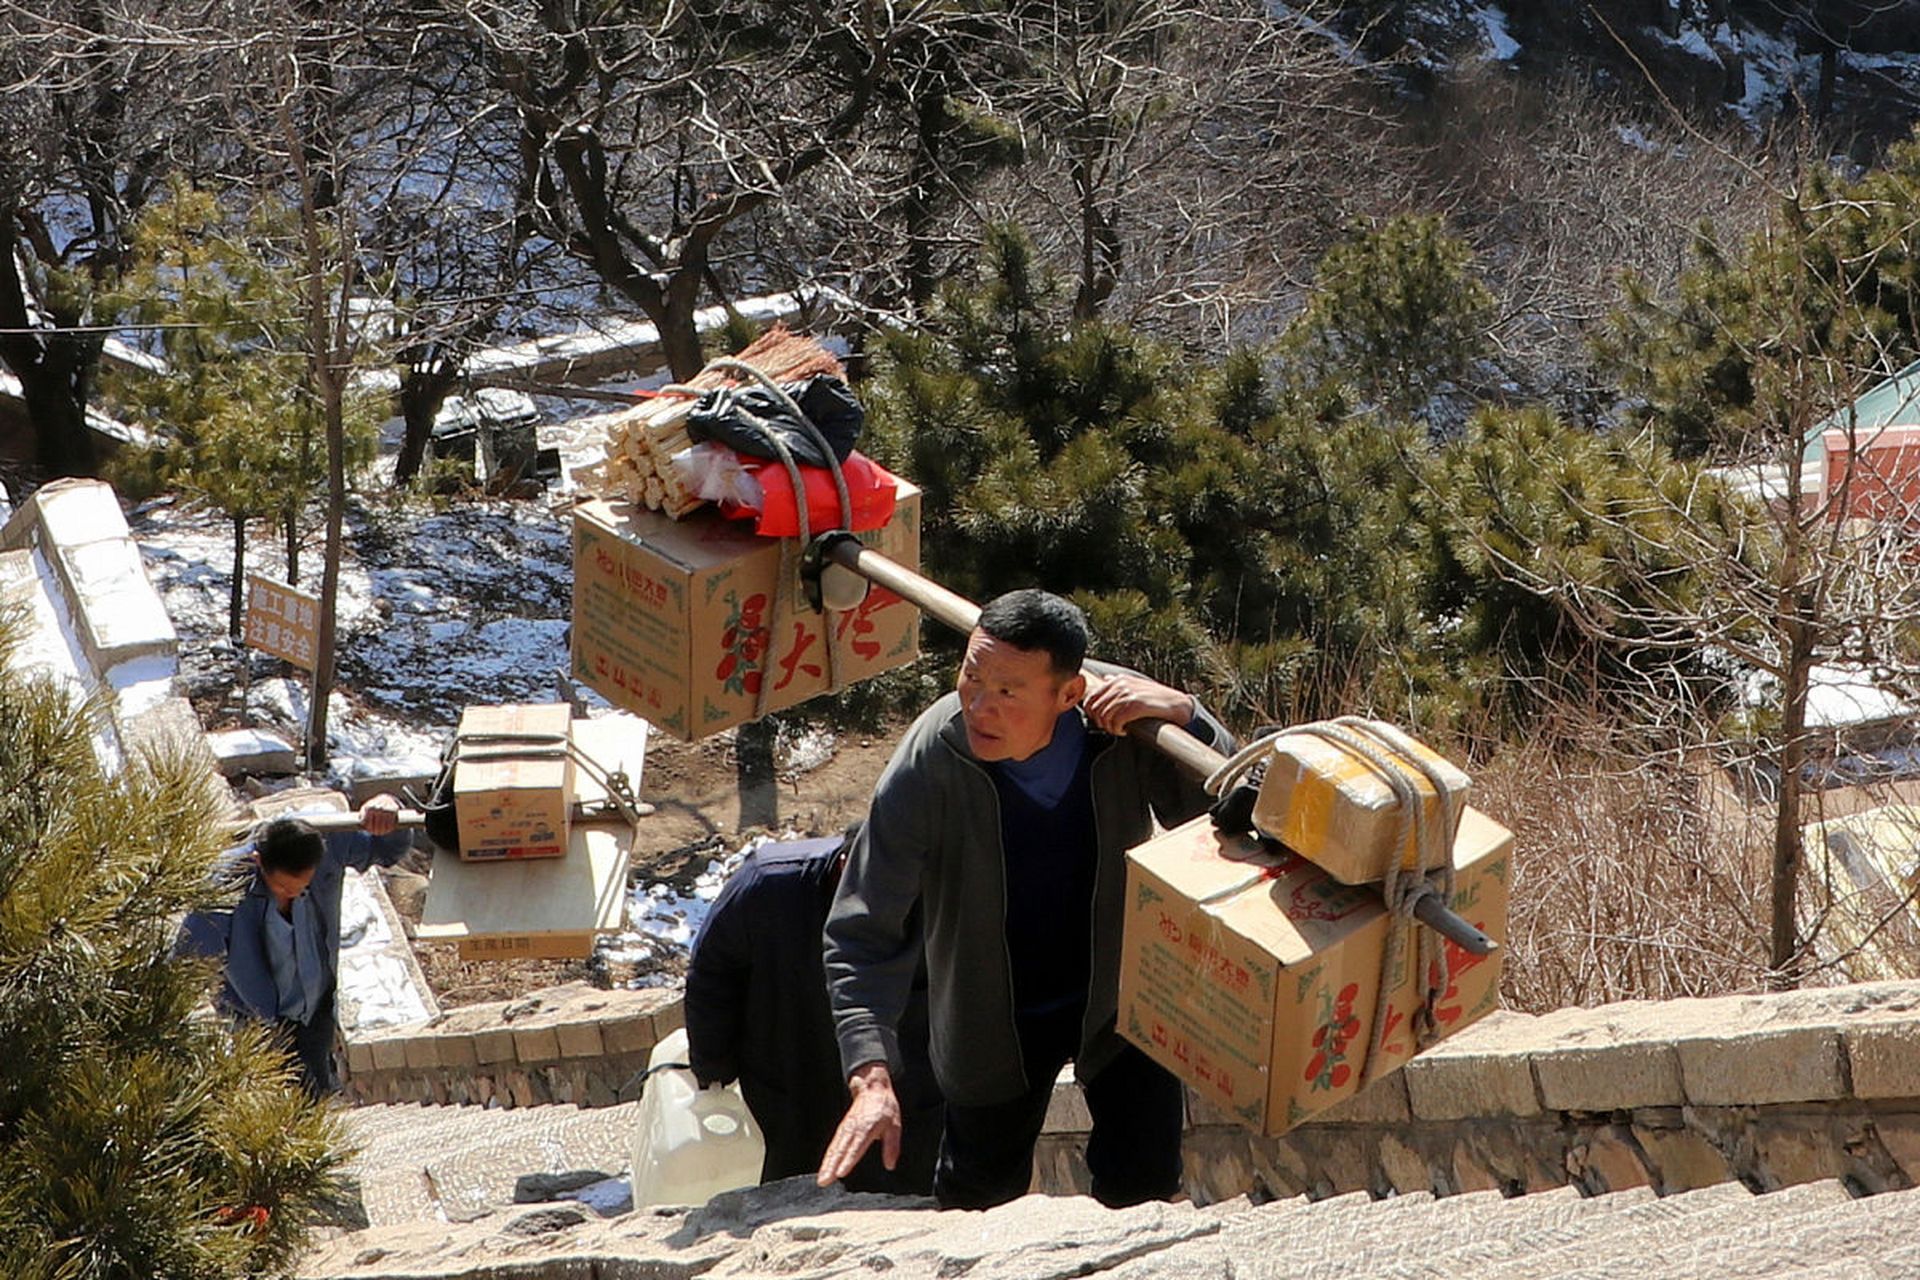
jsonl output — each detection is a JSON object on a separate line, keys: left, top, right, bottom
{"left": 1473, "top": 737, "right": 1774, "bottom": 1012}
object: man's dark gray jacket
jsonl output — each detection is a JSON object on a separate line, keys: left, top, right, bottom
{"left": 824, "top": 690, "right": 1231, "bottom": 1107}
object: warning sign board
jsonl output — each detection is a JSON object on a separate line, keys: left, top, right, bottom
{"left": 243, "top": 573, "right": 320, "bottom": 671}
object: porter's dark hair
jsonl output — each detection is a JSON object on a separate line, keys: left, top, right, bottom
{"left": 256, "top": 817, "right": 325, "bottom": 874}
{"left": 976, "top": 589, "right": 1088, "bottom": 677}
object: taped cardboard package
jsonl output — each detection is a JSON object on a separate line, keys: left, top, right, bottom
{"left": 1250, "top": 719, "right": 1471, "bottom": 886}
{"left": 453, "top": 703, "right": 574, "bottom": 860}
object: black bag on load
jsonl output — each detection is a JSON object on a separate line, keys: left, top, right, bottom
{"left": 685, "top": 374, "right": 863, "bottom": 469}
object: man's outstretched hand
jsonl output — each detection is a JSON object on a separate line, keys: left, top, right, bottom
{"left": 816, "top": 1061, "right": 902, "bottom": 1186}
{"left": 359, "top": 792, "right": 402, "bottom": 836}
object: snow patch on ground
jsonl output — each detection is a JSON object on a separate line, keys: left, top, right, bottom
{"left": 1473, "top": 5, "right": 1519, "bottom": 61}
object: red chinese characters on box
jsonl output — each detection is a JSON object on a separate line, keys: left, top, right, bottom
{"left": 1117, "top": 808, "right": 1511, "bottom": 1136}
{"left": 570, "top": 481, "right": 922, "bottom": 741}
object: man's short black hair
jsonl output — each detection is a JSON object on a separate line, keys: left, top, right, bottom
{"left": 257, "top": 817, "right": 325, "bottom": 875}
{"left": 976, "top": 589, "right": 1088, "bottom": 677}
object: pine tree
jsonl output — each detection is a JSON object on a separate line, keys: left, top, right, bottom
{"left": 1286, "top": 214, "right": 1496, "bottom": 424}
{"left": 862, "top": 225, "right": 1447, "bottom": 725}
{"left": 0, "top": 637, "right": 345, "bottom": 1276}
{"left": 101, "top": 181, "right": 378, "bottom": 639}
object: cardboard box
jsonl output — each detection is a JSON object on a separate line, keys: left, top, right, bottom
{"left": 1250, "top": 720, "right": 1472, "bottom": 885}
{"left": 453, "top": 703, "right": 574, "bottom": 860}
{"left": 1116, "top": 807, "right": 1511, "bottom": 1136}
{"left": 570, "top": 481, "right": 921, "bottom": 740}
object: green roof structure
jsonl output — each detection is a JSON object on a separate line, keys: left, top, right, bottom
{"left": 1804, "top": 357, "right": 1920, "bottom": 474}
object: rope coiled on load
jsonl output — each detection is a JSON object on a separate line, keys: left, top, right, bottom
{"left": 1205, "top": 716, "right": 1465, "bottom": 1084}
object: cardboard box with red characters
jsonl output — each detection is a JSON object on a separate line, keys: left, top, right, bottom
{"left": 570, "top": 482, "right": 921, "bottom": 740}
{"left": 1117, "top": 807, "right": 1510, "bottom": 1135}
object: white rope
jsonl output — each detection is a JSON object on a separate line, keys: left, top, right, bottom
{"left": 1205, "top": 717, "right": 1465, "bottom": 1085}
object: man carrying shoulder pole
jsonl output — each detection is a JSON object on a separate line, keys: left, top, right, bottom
{"left": 818, "top": 589, "right": 1234, "bottom": 1209}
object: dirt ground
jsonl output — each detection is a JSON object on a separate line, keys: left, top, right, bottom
{"left": 405, "top": 722, "right": 904, "bottom": 1007}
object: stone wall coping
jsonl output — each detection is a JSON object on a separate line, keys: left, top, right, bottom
{"left": 339, "top": 967, "right": 1920, "bottom": 1127}
{"left": 1352, "top": 980, "right": 1920, "bottom": 1122}
{"left": 354, "top": 983, "right": 679, "bottom": 1045}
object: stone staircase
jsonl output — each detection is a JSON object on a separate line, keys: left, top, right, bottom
{"left": 321, "top": 1096, "right": 1920, "bottom": 1279}
{"left": 341, "top": 1100, "right": 640, "bottom": 1225}
{"left": 1161, "top": 1178, "right": 1917, "bottom": 1279}
{"left": 304, "top": 1147, "right": 1920, "bottom": 1279}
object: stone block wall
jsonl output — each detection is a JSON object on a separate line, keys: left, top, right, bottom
{"left": 361, "top": 973, "right": 1920, "bottom": 1210}
{"left": 343, "top": 982, "right": 684, "bottom": 1109}
{"left": 1035, "top": 980, "right": 1920, "bottom": 1205}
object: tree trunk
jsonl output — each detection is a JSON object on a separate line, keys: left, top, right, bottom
{"left": 1769, "top": 623, "right": 1814, "bottom": 987}
{"left": 396, "top": 364, "right": 459, "bottom": 485}
{"left": 0, "top": 210, "right": 102, "bottom": 479}
{"left": 304, "top": 398, "right": 345, "bottom": 774}
{"left": 284, "top": 89, "right": 350, "bottom": 773}
{"left": 735, "top": 716, "right": 779, "bottom": 830}
{"left": 284, "top": 506, "right": 300, "bottom": 586}
{"left": 229, "top": 513, "right": 247, "bottom": 641}
{"left": 1815, "top": 39, "right": 1837, "bottom": 123}
{"left": 18, "top": 350, "right": 102, "bottom": 478}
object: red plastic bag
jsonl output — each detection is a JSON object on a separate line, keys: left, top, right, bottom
{"left": 720, "top": 450, "right": 898, "bottom": 536}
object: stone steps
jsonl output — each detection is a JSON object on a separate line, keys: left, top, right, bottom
{"left": 1489, "top": 1179, "right": 1853, "bottom": 1280}
{"left": 1103, "top": 1179, "right": 1911, "bottom": 1280}
{"left": 341, "top": 1100, "right": 640, "bottom": 1225}
{"left": 332, "top": 1100, "right": 1917, "bottom": 1277}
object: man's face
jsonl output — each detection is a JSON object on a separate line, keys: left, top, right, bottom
{"left": 258, "top": 861, "right": 317, "bottom": 912}
{"left": 956, "top": 628, "right": 1085, "bottom": 763}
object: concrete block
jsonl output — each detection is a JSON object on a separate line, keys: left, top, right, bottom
{"left": 1632, "top": 1121, "right": 1731, "bottom": 1192}
{"left": 1042, "top": 1067, "right": 1091, "bottom": 1134}
{"left": 438, "top": 1034, "right": 478, "bottom": 1069}
{"left": 582, "top": 1071, "right": 618, "bottom": 1109}
{"left": 1846, "top": 1020, "right": 1920, "bottom": 1099}
{"left": 1405, "top": 1049, "right": 1539, "bottom": 1120}
{"left": 207, "top": 726, "right": 299, "bottom": 777}
{"left": 1247, "top": 1136, "right": 1311, "bottom": 1198}
{"left": 1376, "top": 1133, "right": 1435, "bottom": 1196}
{"left": 557, "top": 1020, "right": 605, "bottom": 1059}
{"left": 1536, "top": 1041, "right": 1685, "bottom": 1111}
{"left": 60, "top": 536, "right": 177, "bottom": 664}
{"left": 401, "top": 1036, "right": 440, "bottom": 1071}
{"left": 1311, "top": 1072, "right": 1412, "bottom": 1126}
{"left": 1291, "top": 1127, "right": 1375, "bottom": 1196}
{"left": 1568, "top": 1124, "right": 1652, "bottom": 1194}
{"left": 120, "top": 695, "right": 211, "bottom": 771}
{"left": 28, "top": 479, "right": 131, "bottom": 547}
{"left": 1871, "top": 1115, "right": 1920, "bottom": 1183}
{"left": 652, "top": 998, "right": 686, "bottom": 1038}
{"left": 1750, "top": 1117, "right": 1849, "bottom": 1190}
{"left": 512, "top": 1025, "right": 561, "bottom": 1063}
{"left": 369, "top": 1036, "right": 408, "bottom": 1072}
{"left": 474, "top": 1028, "right": 517, "bottom": 1064}
{"left": 602, "top": 1014, "right": 655, "bottom": 1058}
{"left": 345, "top": 1039, "right": 375, "bottom": 1075}
{"left": 1678, "top": 1027, "right": 1845, "bottom": 1105}
{"left": 1180, "top": 1132, "right": 1259, "bottom": 1205}
{"left": 1449, "top": 1139, "right": 1505, "bottom": 1194}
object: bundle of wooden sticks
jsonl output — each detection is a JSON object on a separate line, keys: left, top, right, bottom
{"left": 583, "top": 324, "right": 846, "bottom": 518}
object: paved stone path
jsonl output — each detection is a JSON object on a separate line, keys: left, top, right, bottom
{"left": 321, "top": 1101, "right": 1920, "bottom": 1279}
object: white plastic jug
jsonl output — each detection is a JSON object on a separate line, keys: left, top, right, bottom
{"left": 628, "top": 1026, "right": 765, "bottom": 1208}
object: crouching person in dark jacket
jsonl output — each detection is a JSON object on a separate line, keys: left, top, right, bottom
{"left": 177, "top": 794, "right": 410, "bottom": 1097}
{"left": 685, "top": 830, "right": 942, "bottom": 1194}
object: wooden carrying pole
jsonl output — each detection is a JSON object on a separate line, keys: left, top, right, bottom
{"left": 818, "top": 535, "right": 1497, "bottom": 957}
